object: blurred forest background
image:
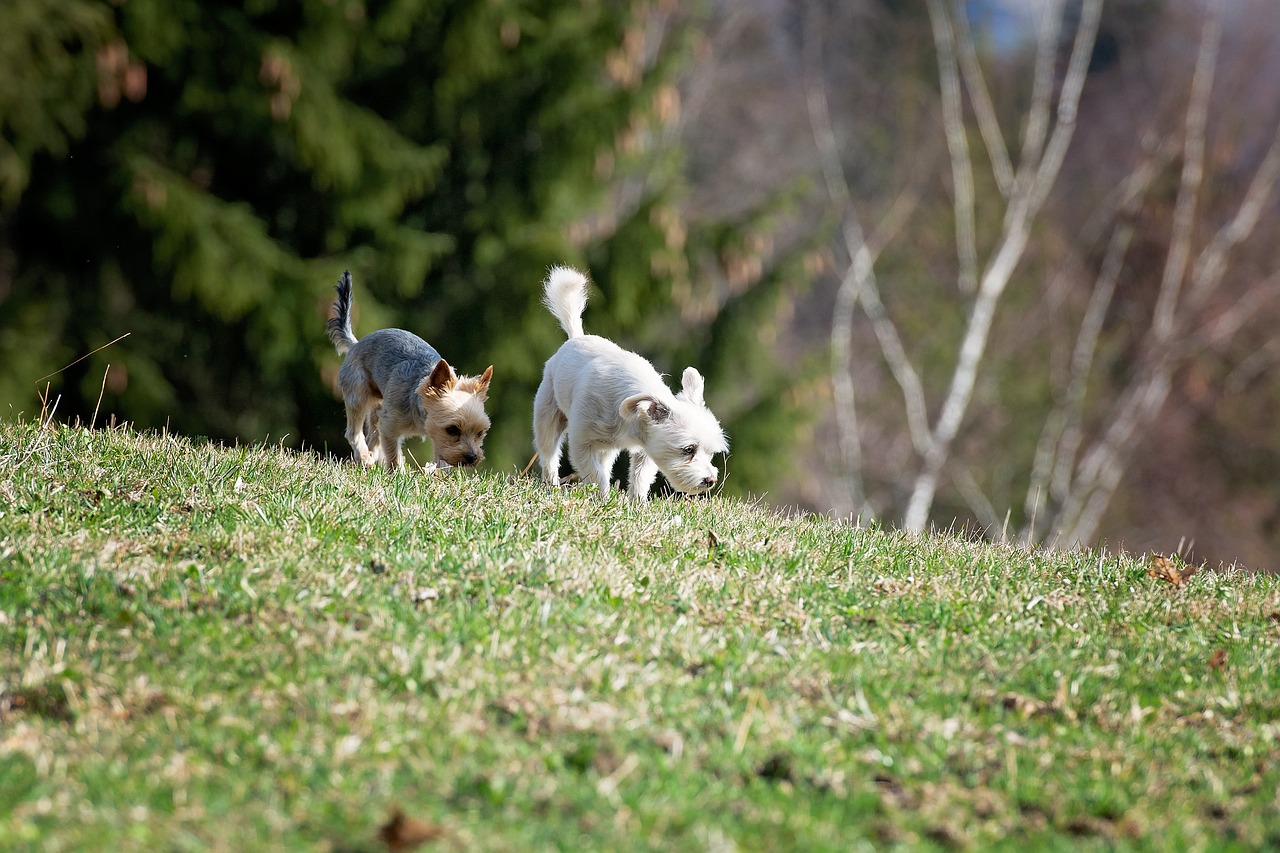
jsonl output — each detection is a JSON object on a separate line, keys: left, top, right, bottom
{"left": 4, "top": 0, "right": 1280, "bottom": 571}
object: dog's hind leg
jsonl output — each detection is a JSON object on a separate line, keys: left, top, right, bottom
{"left": 343, "top": 394, "right": 380, "bottom": 466}
{"left": 363, "top": 407, "right": 383, "bottom": 464}
{"left": 533, "top": 382, "right": 569, "bottom": 485}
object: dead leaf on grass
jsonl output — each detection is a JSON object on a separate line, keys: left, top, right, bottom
{"left": 652, "top": 729, "right": 684, "bottom": 758}
{"left": 1001, "top": 692, "right": 1053, "bottom": 718}
{"left": 925, "top": 822, "right": 969, "bottom": 848}
{"left": 707, "top": 529, "right": 720, "bottom": 557}
{"left": 377, "top": 807, "right": 445, "bottom": 851}
{"left": 1208, "top": 649, "right": 1228, "bottom": 672}
{"left": 754, "top": 752, "right": 795, "bottom": 783}
{"left": 1146, "top": 554, "right": 1200, "bottom": 587}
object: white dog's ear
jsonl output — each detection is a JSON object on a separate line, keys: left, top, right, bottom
{"left": 621, "top": 394, "right": 671, "bottom": 423}
{"left": 679, "top": 367, "right": 705, "bottom": 406}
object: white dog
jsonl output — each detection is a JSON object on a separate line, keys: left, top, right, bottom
{"left": 533, "top": 266, "right": 728, "bottom": 501}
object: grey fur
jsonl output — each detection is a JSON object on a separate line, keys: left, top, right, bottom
{"left": 327, "top": 270, "right": 493, "bottom": 472}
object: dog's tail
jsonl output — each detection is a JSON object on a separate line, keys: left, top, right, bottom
{"left": 542, "top": 266, "right": 588, "bottom": 339}
{"left": 327, "top": 270, "right": 359, "bottom": 355}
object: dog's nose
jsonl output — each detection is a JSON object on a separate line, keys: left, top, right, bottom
{"left": 463, "top": 452, "right": 479, "bottom": 466}
{"left": 701, "top": 475, "right": 717, "bottom": 489}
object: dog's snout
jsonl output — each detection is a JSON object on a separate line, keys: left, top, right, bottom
{"left": 463, "top": 451, "right": 479, "bottom": 466}
{"left": 701, "top": 474, "right": 717, "bottom": 489}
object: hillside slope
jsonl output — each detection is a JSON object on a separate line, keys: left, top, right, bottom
{"left": 2, "top": 419, "right": 1278, "bottom": 850}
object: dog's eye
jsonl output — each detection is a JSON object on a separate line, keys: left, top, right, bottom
{"left": 682, "top": 445, "right": 697, "bottom": 457}
{"left": 446, "top": 425, "right": 462, "bottom": 437}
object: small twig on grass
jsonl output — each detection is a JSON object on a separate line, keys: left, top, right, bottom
{"left": 91, "top": 365, "right": 110, "bottom": 429}
{"left": 11, "top": 389, "right": 61, "bottom": 468}
{"left": 32, "top": 331, "right": 131, "bottom": 387}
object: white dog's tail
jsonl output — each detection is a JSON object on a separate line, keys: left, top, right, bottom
{"left": 542, "top": 266, "right": 589, "bottom": 339}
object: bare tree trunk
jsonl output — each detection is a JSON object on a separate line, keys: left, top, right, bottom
{"left": 902, "top": 0, "right": 1103, "bottom": 533}
{"left": 809, "top": 0, "right": 1277, "bottom": 549}
{"left": 804, "top": 2, "right": 926, "bottom": 520}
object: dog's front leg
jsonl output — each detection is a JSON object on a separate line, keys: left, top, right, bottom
{"left": 569, "top": 441, "right": 615, "bottom": 499}
{"left": 628, "top": 452, "right": 658, "bottom": 502}
{"left": 379, "top": 432, "right": 405, "bottom": 473}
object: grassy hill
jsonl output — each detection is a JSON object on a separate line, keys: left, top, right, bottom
{"left": 2, "top": 417, "right": 1278, "bottom": 851}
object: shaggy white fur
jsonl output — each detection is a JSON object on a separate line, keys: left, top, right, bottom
{"left": 533, "top": 266, "right": 728, "bottom": 501}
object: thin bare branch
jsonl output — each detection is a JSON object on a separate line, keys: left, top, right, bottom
{"left": 902, "top": 0, "right": 1102, "bottom": 533}
{"left": 803, "top": 3, "right": 870, "bottom": 518}
{"left": 1027, "top": 0, "right": 1105, "bottom": 212}
{"left": 1015, "top": 0, "right": 1065, "bottom": 190}
{"left": 866, "top": 181, "right": 922, "bottom": 260}
{"left": 1186, "top": 127, "right": 1280, "bottom": 311}
{"left": 1064, "top": 427, "right": 1133, "bottom": 549}
{"left": 927, "top": 0, "right": 979, "bottom": 294}
{"left": 951, "top": 464, "right": 1003, "bottom": 534}
{"left": 953, "top": 2, "right": 1013, "bottom": 196}
{"left": 829, "top": 257, "right": 869, "bottom": 518}
{"left": 1202, "top": 271, "right": 1280, "bottom": 347}
{"left": 1024, "top": 138, "right": 1176, "bottom": 527}
{"left": 804, "top": 4, "right": 933, "bottom": 468}
{"left": 1225, "top": 338, "right": 1280, "bottom": 394}
{"left": 1061, "top": 122, "right": 1280, "bottom": 544}
{"left": 1152, "top": 0, "right": 1221, "bottom": 338}
{"left": 1036, "top": 223, "right": 1132, "bottom": 505}
{"left": 1047, "top": 3, "right": 1280, "bottom": 547}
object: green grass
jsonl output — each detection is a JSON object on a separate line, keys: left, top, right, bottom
{"left": 2, "top": 418, "right": 1279, "bottom": 852}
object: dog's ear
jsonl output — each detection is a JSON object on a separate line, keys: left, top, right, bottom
{"left": 679, "top": 367, "right": 705, "bottom": 406}
{"left": 419, "top": 359, "right": 456, "bottom": 398}
{"left": 455, "top": 365, "right": 493, "bottom": 401}
{"left": 621, "top": 394, "right": 671, "bottom": 423}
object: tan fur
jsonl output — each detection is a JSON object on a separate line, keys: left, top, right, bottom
{"left": 327, "top": 271, "right": 493, "bottom": 473}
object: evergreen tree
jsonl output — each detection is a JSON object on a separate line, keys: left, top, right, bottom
{"left": 1, "top": 0, "right": 810, "bottom": 497}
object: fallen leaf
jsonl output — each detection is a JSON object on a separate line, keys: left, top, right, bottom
{"left": 707, "top": 530, "right": 720, "bottom": 557}
{"left": 1146, "top": 554, "right": 1199, "bottom": 587}
{"left": 377, "top": 808, "right": 445, "bottom": 852}
{"left": 652, "top": 729, "right": 684, "bottom": 758}
{"left": 754, "top": 752, "right": 794, "bottom": 783}
{"left": 1000, "top": 692, "right": 1053, "bottom": 718}
{"left": 1208, "top": 649, "right": 1228, "bottom": 672}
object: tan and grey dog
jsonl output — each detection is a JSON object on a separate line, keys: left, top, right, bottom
{"left": 533, "top": 266, "right": 727, "bottom": 501}
{"left": 327, "top": 271, "right": 492, "bottom": 473}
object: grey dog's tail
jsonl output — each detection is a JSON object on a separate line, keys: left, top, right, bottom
{"left": 542, "top": 266, "right": 588, "bottom": 339}
{"left": 327, "top": 270, "right": 359, "bottom": 355}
